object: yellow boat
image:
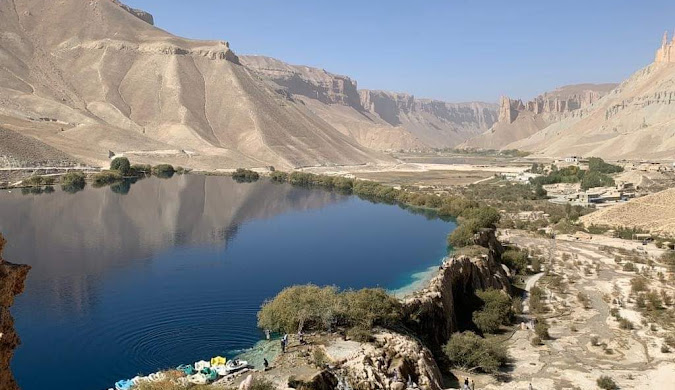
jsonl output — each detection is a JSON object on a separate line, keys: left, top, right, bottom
{"left": 210, "top": 356, "right": 227, "bottom": 367}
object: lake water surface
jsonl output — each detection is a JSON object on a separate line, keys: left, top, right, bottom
{"left": 1, "top": 175, "right": 454, "bottom": 390}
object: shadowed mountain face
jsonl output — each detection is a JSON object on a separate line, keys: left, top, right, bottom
{"left": 0, "top": 0, "right": 389, "bottom": 169}
{"left": 240, "top": 56, "right": 498, "bottom": 150}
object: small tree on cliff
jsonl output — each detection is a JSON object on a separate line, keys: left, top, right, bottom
{"left": 472, "top": 289, "right": 513, "bottom": 334}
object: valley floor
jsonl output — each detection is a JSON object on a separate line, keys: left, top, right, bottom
{"left": 466, "top": 230, "right": 675, "bottom": 390}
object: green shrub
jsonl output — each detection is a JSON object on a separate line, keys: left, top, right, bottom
{"left": 152, "top": 164, "right": 175, "bottom": 178}
{"left": 472, "top": 289, "right": 513, "bottom": 334}
{"left": 23, "top": 175, "right": 53, "bottom": 186}
{"left": 346, "top": 326, "right": 373, "bottom": 342}
{"left": 618, "top": 318, "right": 633, "bottom": 330}
{"left": 61, "top": 172, "right": 86, "bottom": 193}
{"left": 581, "top": 171, "right": 615, "bottom": 190}
{"left": 312, "top": 348, "right": 328, "bottom": 368}
{"left": 257, "top": 284, "right": 401, "bottom": 334}
{"left": 447, "top": 221, "right": 478, "bottom": 248}
{"left": 249, "top": 377, "right": 276, "bottom": 390}
{"left": 596, "top": 375, "right": 618, "bottom": 390}
{"left": 271, "top": 171, "right": 289, "bottom": 182}
{"left": 92, "top": 171, "right": 122, "bottom": 186}
{"left": 587, "top": 157, "right": 623, "bottom": 174}
{"left": 534, "top": 319, "right": 550, "bottom": 340}
{"left": 131, "top": 164, "right": 152, "bottom": 175}
{"left": 110, "top": 157, "right": 131, "bottom": 175}
{"left": 530, "top": 336, "right": 542, "bottom": 346}
{"left": 232, "top": 168, "right": 260, "bottom": 182}
{"left": 623, "top": 262, "right": 636, "bottom": 272}
{"left": 501, "top": 249, "right": 529, "bottom": 274}
{"left": 443, "top": 331, "right": 508, "bottom": 374}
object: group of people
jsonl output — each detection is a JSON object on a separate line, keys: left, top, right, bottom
{"left": 462, "top": 378, "right": 474, "bottom": 390}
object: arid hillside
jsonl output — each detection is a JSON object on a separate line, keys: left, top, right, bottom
{"left": 0, "top": 0, "right": 390, "bottom": 169}
{"left": 581, "top": 187, "right": 675, "bottom": 236}
{"left": 461, "top": 83, "right": 616, "bottom": 150}
{"left": 241, "top": 56, "right": 498, "bottom": 150}
{"left": 508, "top": 34, "right": 675, "bottom": 159}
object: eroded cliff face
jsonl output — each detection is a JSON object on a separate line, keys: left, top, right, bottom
{"left": 0, "top": 236, "right": 31, "bottom": 390}
{"left": 462, "top": 83, "right": 616, "bottom": 150}
{"left": 337, "top": 331, "right": 443, "bottom": 390}
{"left": 401, "top": 230, "right": 509, "bottom": 352}
{"left": 498, "top": 83, "right": 616, "bottom": 124}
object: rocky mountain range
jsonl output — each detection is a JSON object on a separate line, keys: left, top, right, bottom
{"left": 240, "top": 55, "right": 498, "bottom": 150}
{"left": 0, "top": 0, "right": 390, "bottom": 170}
{"left": 507, "top": 34, "right": 675, "bottom": 159}
{"left": 461, "top": 83, "right": 617, "bottom": 149}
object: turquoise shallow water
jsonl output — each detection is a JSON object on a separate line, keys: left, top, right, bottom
{"left": 0, "top": 175, "right": 454, "bottom": 390}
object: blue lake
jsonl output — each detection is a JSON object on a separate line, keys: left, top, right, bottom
{"left": 0, "top": 175, "right": 454, "bottom": 390}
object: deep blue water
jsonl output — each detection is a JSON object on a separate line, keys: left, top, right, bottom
{"left": 0, "top": 175, "right": 453, "bottom": 390}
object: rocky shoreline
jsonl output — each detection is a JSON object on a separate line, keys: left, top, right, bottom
{"left": 0, "top": 240, "right": 31, "bottom": 390}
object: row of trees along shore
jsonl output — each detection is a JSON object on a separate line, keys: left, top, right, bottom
{"left": 261, "top": 170, "right": 517, "bottom": 374}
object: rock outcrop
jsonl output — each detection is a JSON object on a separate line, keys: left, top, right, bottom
{"left": 401, "top": 229, "right": 509, "bottom": 351}
{"left": 240, "top": 56, "right": 362, "bottom": 108}
{"left": 462, "top": 84, "right": 616, "bottom": 150}
{"left": 336, "top": 331, "right": 443, "bottom": 390}
{"left": 0, "top": 235, "right": 31, "bottom": 390}
{"left": 358, "top": 90, "right": 498, "bottom": 148}
{"left": 112, "top": 0, "right": 154, "bottom": 25}
{"left": 655, "top": 31, "right": 675, "bottom": 63}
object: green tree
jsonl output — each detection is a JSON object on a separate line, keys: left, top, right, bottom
{"left": 501, "top": 249, "right": 528, "bottom": 274}
{"left": 110, "top": 157, "right": 131, "bottom": 176}
{"left": 472, "top": 289, "right": 513, "bottom": 334}
{"left": 61, "top": 172, "right": 86, "bottom": 193}
{"left": 443, "top": 331, "right": 508, "bottom": 374}
{"left": 580, "top": 171, "right": 614, "bottom": 190}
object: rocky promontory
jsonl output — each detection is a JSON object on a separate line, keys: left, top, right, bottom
{"left": 0, "top": 235, "right": 30, "bottom": 390}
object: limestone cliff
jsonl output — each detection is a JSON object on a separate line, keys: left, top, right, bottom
{"left": 401, "top": 229, "right": 509, "bottom": 351}
{"left": 359, "top": 90, "right": 498, "bottom": 148}
{"left": 509, "top": 34, "right": 675, "bottom": 159}
{"left": 462, "top": 83, "right": 616, "bottom": 150}
{"left": 112, "top": 0, "right": 154, "bottom": 25}
{"left": 655, "top": 31, "right": 675, "bottom": 63}
{"left": 239, "top": 56, "right": 497, "bottom": 150}
{"left": 0, "top": 236, "right": 31, "bottom": 390}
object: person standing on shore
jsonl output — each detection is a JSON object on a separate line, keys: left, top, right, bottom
{"left": 263, "top": 358, "right": 269, "bottom": 371}
{"left": 280, "top": 338, "right": 286, "bottom": 353}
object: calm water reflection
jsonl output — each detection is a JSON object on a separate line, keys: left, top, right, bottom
{"left": 1, "top": 176, "right": 453, "bottom": 390}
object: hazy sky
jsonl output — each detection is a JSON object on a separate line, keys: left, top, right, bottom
{"left": 124, "top": 0, "right": 675, "bottom": 103}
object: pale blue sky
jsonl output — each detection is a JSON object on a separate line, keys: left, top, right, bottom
{"left": 124, "top": 0, "right": 675, "bottom": 103}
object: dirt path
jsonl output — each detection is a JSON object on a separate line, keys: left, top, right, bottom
{"left": 471, "top": 230, "right": 675, "bottom": 390}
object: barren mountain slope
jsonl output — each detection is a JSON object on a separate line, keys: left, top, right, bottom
{"left": 508, "top": 36, "right": 675, "bottom": 160}
{"left": 581, "top": 187, "right": 675, "bottom": 236}
{"left": 508, "top": 62, "right": 675, "bottom": 159}
{"left": 0, "top": 0, "right": 389, "bottom": 169}
{"left": 240, "top": 56, "right": 498, "bottom": 150}
{"left": 461, "top": 83, "right": 616, "bottom": 149}
{"left": 240, "top": 55, "right": 424, "bottom": 150}
{"left": 359, "top": 90, "right": 498, "bottom": 148}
